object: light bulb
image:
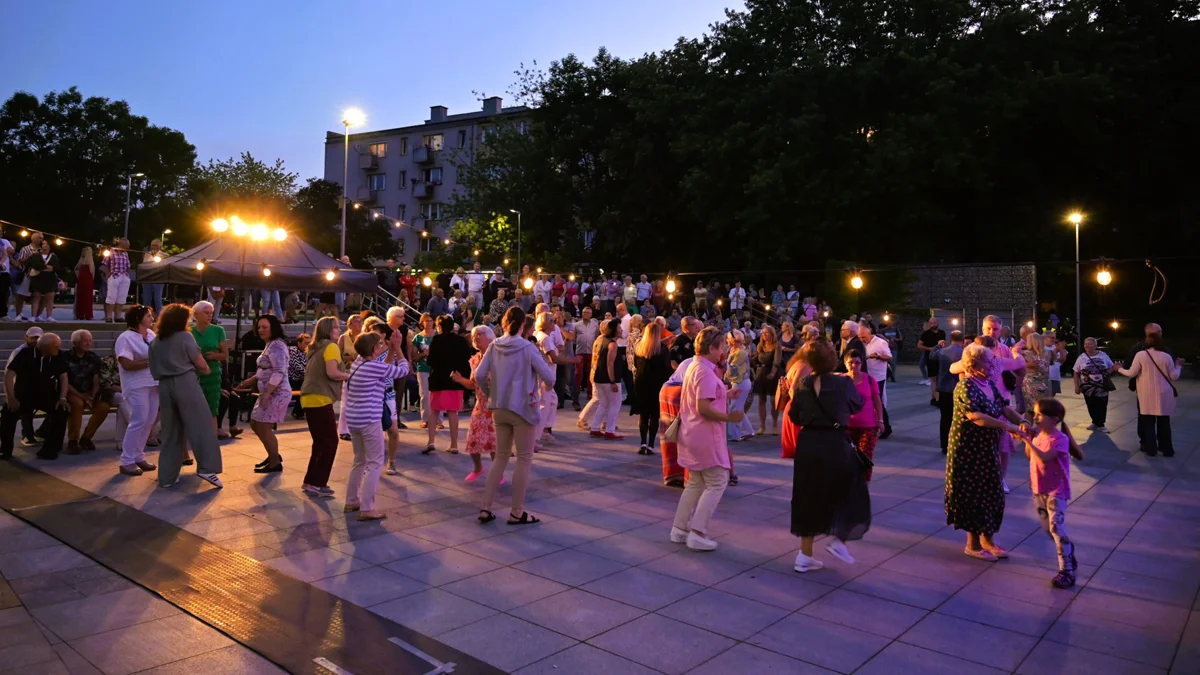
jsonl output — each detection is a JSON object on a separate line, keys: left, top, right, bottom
{"left": 212, "top": 218, "right": 229, "bottom": 232}
{"left": 503, "top": 258, "right": 510, "bottom": 265}
{"left": 272, "top": 228, "right": 287, "bottom": 241}
{"left": 262, "top": 267, "right": 271, "bottom": 277}
{"left": 152, "top": 254, "right": 162, "bottom": 263}
{"left": 951, "top": 318, "right": 960, "bottom": 326}
{"left": 1110, "top": 321, "right": 1119, "bottom": 330}
{"left": 196, "top": 260, "right": 205, "bottom": 270}
{"left": 18, "top": 230, "right": 28, "bottom": 238}
{"left": 423, "top": 276, "right": 433, "bottom": 287}
{"left": 666, "top": 279, "right": 676, "bottom": 293}
{"left": 55, "top": 238, "right": 63, "bottom": 246}
{"left": 1097, "top": 270, "right": 1112, "bottom": 286}
{"left": 764, "top": 304, "right": 771, "bottom": 311}
{"left": 102, "top": 249, "right": 111, "bottom": 258}
{"left": 1027, "top": 320, "right": 1034, "bottom": 328}
{"left": 250, "top": 223, "right": 268, "bottom": 240}
{"left": 523, "top": 277, "right": 534, "bottom": 290}
{"left": 232, "top": 220, "right": 248, "bottom": 236}
{"left": 882, "top": 313, "right": 890, "bottom": 323}
{"left": 325, "top": 270, "right": 335, "bottom": 281}
{"left": 568, "top": 274, "right": 576, "bottom": 282}
{"left": 850, "top": 275, "right": 864, "bottom": 290}
{"left": 473, "top": 249, "right": 480, "bottom": 256}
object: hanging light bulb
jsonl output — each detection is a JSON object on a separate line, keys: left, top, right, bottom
{"left": 882, "top": 313, "right": 890, "bottom": 323}
{"left": 272, "top": 228, "right": 288, "bottom": 241}
{"left": 422, "top": 275, "right": 433, "bottom": 287}
{"left": 951, "top": 318, "right": 960, "bottom": 326}
{"left": 568, "top": 274, "right": 576, "bottom": 282}
{"left": 232, "top": 220, "right": 248, "bottom": 237}
{"left": 262, "top": 265, "right": 272, "bottom": 277}
{"left": 102, "top": 248, "right": 112, "bottom": 258}
{"left": 523, "top": 277, "right": 534, "bottom": 290}
{"left": 1110, "top": 320, "right": 1119, "bottom": 330}
{"left": 1096, "top": 269, "right": 1112, "bottom": 286}
{"left": 325, "top": 270, "right": 336, "bottom": 281}
{"left": 666, "top": 278, "right": 676, "bottom": 293}
{"left": 503, "top": 258, "right": 510, "bottom": 266}
{"left": 823, "top": 310, "right": 830, "bottom": 318}
{"left": 716, "top": 299, "right": 723, "bottom": 307}
{"left": 212, "top": 218, "right": 229, "bottom": 232}
{"left": 668, "top": 293, "right": 674, "bottom": 301}
{"left": 1027, "top": 320, "right": 1035, "bottom": 328}
{"left": 473, "top": 249, "right": 481, "bottom": 256}
{"left": 152, "top": 254, "right": 162, "bottom": 263}
{"left": 54, "top": 238, "right": 63, "bottom": 246}
{"left": 764, "top": 304, "right": 772, "bottom": 311}
{"left": 196, "top": 259, "right": 206, "bottom": 270}
{"left": 443, "top": 238, "right": 451, "bottom": 246}
{"left": 537, "top": 267, "right": 543, "bottom": 274}
{"left": 250, "top": 223, "right": 269, "bottom": 240}
{"left": 18, "top": 230, "right": 28, "bottom": 238}
{"left": 850, "top": 274, "right": 864, "bottom": 290}
{"left": 420, "top": 231, "right": 428, "bottom": 238}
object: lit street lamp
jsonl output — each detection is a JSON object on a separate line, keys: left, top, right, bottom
{"left": 123, "top": 172, "right": 145, "bottom": 239}
{"left": 1067, "top": 211, "right": 1084, "bottom": 336}
{"left": 341, "top": 108, "right": 366, "bottom": 259}
{"left": 509, "top": 209, "right": 522, "bottom": 272}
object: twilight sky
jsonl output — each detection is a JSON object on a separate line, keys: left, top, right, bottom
{"left": 0, "top": 0, "right": 741, "bottom": 182}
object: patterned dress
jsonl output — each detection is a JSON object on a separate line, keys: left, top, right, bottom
{"left": 1022, "top": 350, "right": 1051, "bottom": 411}
{"left": 251, "top": 339, "right": 291, "bottom": 424}
{"left": 465, "top": 352, "right": 495, "bottom": 455}
{"left": 945, "top": 378, "right": 1007, "bottom": 536}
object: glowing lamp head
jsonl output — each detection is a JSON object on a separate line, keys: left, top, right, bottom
{"left": 325, "top": 270, "right": 335, "bottom": 281}
{"left": 420, "top": 231, "right": 428, "bottom": 238}
{"left": 1111, "top": 320, "right": 1119, "bottom": 330}
{"left": 211, "top": 218, "right": 229, "bottom": 233}
{"left": 668, "top": 293, "right": 674, "bottom": 301}
{"left": 568, "top": 274, "right": 576, "bottom": 282}
{"left": 764, "top": 304, "right": 771, "bottom": 311}
{"left": 262, "top": 266, "right": 271, "bottom": 277}
{"left": 1067, "top": 211, "right": 1084, "bottom": 226}
{"left": 1097, "top": 270, "right": 1112, "bottom": 286}
{"left": 951, "top": 318, "right": 960, "bottom": 326}
{"left": 716, "top": 299, "right": 723, "bottom": 307}
{"left": 272, "top": 228, "right": 287, "bottom": 241}
{"left": 823, "top": 310, "right": 830, "bottom": 318}
{"left": 503, "top": 258, "right": 510, "bottom": 265}
{"left": 473, "top": 249, "right": 481, "bottom": 256}
{"left": 232, "top": 220, "right": 248, "bottom": 236}
{"left": 850, "top": 275, "right": 864, "bottom": 290}
{"left": 422, "top": 276, "right": 433, "bottom": 287}
{"left": 102, "top": 248, "right": 111, "bottom": 258}
{"left": 1027, "top": 320, "right": 1035, "bottom": 328}
{"left": 342, "top": 107, "right": 366, "bottom": 127}
{"left": 152, "top": 254, "right": 162, "bottom": 263}
{"left": 882, "top": 313, "right": 890, "bottom": 323}
{"left": 523, "top": 277, "right": 534, "bottom": 290}
{"left": 250, "top": 223, "right": 268, "bottom": 240}
{"left": 666, "top": 279, "right": 676, "bottom": 293}
{"left": 195, "top": 260, "right": 205, "bottom": 270}
{"left": 443, "top": 238, "right": 451, "bottom": 246}
{"left": 18, "top": 230, "right": 28, "bottom": 238}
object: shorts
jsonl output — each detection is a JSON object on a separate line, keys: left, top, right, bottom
{"left": 106, "top": 275, "right": 131, "bottom": 305}
{"left": 430, "top": 390, "right": 463, "bottom": 412}
{"left": 926, "top": 357, "right": 940, "bottom": 378}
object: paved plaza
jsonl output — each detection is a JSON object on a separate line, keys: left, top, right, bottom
{"left": 0, "top": 366, "right": 1197, "bottom": 674}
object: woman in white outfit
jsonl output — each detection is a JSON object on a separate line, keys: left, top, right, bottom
{"left": 1116, "top": 332, "right": 1183, "bottom": 457}
{"left": 114, "top": 305, "right": 158, "bottom": 476}
{"left": 724, "top": 330, "right": 756, "bottom": 441}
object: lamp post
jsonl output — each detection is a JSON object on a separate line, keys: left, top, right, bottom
{"left": 123, "top": 172, "right": 145, "bottom": 239}
{"left": 509, "top": 209, "right": 522, "bottom": 273}
{"left": 1068, "top": 211, "right": 1084, "bottom": 337}
{"left": 340, "top": 108, "right": 365, "bottom": 259}
{"left": 160, "top": 228, "right": 172, "bottom": 247}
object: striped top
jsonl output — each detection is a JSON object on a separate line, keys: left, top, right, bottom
{"left": 342, "top": 356, "right": 410, "bottom": 430}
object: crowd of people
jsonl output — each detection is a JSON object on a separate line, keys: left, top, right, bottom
{"left": 0, "top": 248, "right": 1187, "bottom": 590}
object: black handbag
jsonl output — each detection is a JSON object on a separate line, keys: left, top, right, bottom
{"left": 808, "top": 378, "right": 874, "bottom": 471}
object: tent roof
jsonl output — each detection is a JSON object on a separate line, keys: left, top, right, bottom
{"left": 135, "top": 235, "right": 376, "bottom": 292}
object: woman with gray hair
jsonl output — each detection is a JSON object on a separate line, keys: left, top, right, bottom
{"left": 190, "top": 300, "right": 227, "bottom": 432}
{"left": 946, "top": 343, "right": 1029, "bottom": 561}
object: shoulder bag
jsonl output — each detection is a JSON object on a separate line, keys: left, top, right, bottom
{"left": 1145, "top": 351, "right": 1179, "bottom": 398}
{"left": 808, "top": 377, "right": 873, "bottom": 472}
{"left": 1085, "top": 354, "right": 1118, "bottom": 393}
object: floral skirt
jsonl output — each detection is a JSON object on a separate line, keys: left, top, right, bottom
{"left": 465, "top": 405, "right": 495, "bottom": 455}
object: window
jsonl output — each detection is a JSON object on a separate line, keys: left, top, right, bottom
{"left": 400, "top": 137, "right": 408, "bottom": 155}
{"left": 397, "top": 204, "right": 406, "bottom": 221}
{"left": 398, "top": 170, "right": 407, "bottom": 187}
{"left": 423, "top": 133, "right": 444, "bottom": 151}
{"left": 396, "top": 238, "right": 405, "bottom": 254}
{"left": 481, "top": 127, "right": 490, "bottom": 143}
{"left": 368, "top": 174, "right": 386, "bottom": 191}
{"left": 420, "top": 203, "right": 444, "bottom": 220}
{"left": 419, "top": 235, "right": 435, "bottom": 252}
{"left": 457, "top": 130, "right": 467, "bottom": 147}
{"left": 423, "top": 167, "right": 443, "bottom": 185}
{"left": 457, "top": 165, "right": 466, "bottom": 184}
{"left": 368, "top": 142, "right": 387, "bottom": 157}
{"left": 583, "top": 230, "right": 596, "bottom": 250}
{"left": 369, "top": 207, "right": 385, "bottom": 220}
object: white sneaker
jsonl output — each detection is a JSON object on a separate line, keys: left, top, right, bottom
{"left": 794, "top": 552, "right": 824, "bottom": 573}
{"left": 1086, "top": 423, "right": 1097, "bottom": 431}
{"left": 386, "top": 463, "right": 398, "bottom": 476}
{"left": 825, "top": 540, "right": 855, "bottom": 564}
{"left": 918, "top": 379, "right": 930, "bottom": 386}
{"left": 1097, "top": 426, "right": 1110, "bottom": 434}
{"left": 686, "top": 531, "right": 718, "bottom": 551}
{"left": 43, "top": 317, "right": 57, "bottom": 323}
{"left": 1002, "top": 480, "right": 1011, "bottom": 494}
{"left": 198, "top": 473, "right": 223, "bottom": 489}
{"left": 670, "top": 526, "right": 689, "bottom": 544}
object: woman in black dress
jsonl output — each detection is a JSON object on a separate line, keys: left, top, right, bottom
{"left": 946, "top": 343, "right": 1028, "bottom": 561}
{"left": 425, "top": 314, "right": 472, "bottom": 454}
{"left": 29, "top": 239, "right": 60, "bottom": 321}
{"left": 787, "top": 340, "right": 870, "bottom": 573}
{"left": 752, "top": 325, "right": 782, "bottom": 435}
{"left": 632, "top": 321, "right": 671, "bottom": 455}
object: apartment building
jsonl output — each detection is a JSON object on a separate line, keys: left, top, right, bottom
{"left": 323, "top": 96, "right": 528, "bottom": 261}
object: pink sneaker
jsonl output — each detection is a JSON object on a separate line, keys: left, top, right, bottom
{"left": 465, "top": 470, "right": 484, "bottom": 483}
{"left": 499, "top": 476, "right": 507, "bottom": 486}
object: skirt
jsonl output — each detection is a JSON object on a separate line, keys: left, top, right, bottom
{"left": 430, "top": 390, "right": 463, "bottom": 412}
{"left": 791, "top": 428, "right": 871, "bottom": 541}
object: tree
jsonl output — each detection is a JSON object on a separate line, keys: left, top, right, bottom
{"left": 291, "top": 178, "right": 398, "bottom": 265}
{"left": 193, "top": 152, "right": 299, "bottom": 201}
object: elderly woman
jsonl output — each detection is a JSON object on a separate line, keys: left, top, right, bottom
{"left": 669, "top": 327, "right": 744, "bottom": 551}
{"left": 723, "top": 329, "right": 756, "bottom": 442}
{"left": 1116, "top": 332, "right": 1183, "bottom": 456}
{"left": 1073, "top": 337, "right": 1115, "bottom": 432}
{"left": 300, "top": 317, "right": 348, "bottom": 497}
{"left": 149, "top": 304, "right": 222, "bottom": 489}
{"left": 947, "top": 343, "right": 1029, "bottom": 561}
{"left": 237, "top": 315, "right": 290, "bottom": 473}
{"left": 787, "top": 340, "right": 871, "bottom": 571}
{"left": 115, "top": 305, "right": 158, "bottom": 476}
{"left": 63, "top": 330, "right": 111, "bottom": 454}
{"left": 336, "top": 313, "right": 365, "bottom": 439}
{"left": 752, "top": 325, "right": 782, "bottom": 435}
{"left": 190, "top": 301, "right": 227, "bottom": 433}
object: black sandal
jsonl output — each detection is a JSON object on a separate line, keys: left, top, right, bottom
{"left": 478, "top": 510, "right": 496, "bottom": 524}
{"left": 728, "top": 474, "right": 739, "bottom": 486}
{"left": 507, "top": 512, "right": 541, "bottom": 525}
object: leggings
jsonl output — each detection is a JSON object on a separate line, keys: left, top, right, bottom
{"left": 639, "top": 413, "right": 660, "bottom": 447}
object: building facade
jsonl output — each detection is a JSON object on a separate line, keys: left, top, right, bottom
{"left": 323, "top": 96, "right": 527, "bottom": 262}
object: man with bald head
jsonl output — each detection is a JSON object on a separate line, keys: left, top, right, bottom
{"left": 1124, "top": 323, "right": 1172, "bottom": 448}
{"left": 669, "top": 316, "right": 703, "bottom": 369}
{"left": 2, "top": 332, "right": 69, "bottom": 459}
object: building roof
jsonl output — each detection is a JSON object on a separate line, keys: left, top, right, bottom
{"left": 325, "top": 105, "right": 530, "bottom": 144}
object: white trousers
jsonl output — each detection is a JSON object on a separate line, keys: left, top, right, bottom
{"left": 727, "top": 378, "right": 755, "bottom": 439}
{"left": 590, "top": 384, "right": 622, "bottom": 433}
{"left": 106, "top": 275, "right": 131, "bottom": 305}
{"left": 120, "top": 386, "right": 159, "bottom": 466}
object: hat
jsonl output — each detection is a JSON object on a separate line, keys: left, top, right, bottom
{"left": 841, "top": 320, "right": 859, "bottom": 333}
{"left": 25, "top": 327, "right": 44, "bottom": 338}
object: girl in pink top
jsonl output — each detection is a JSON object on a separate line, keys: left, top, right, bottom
{"left": 844, "top": 351, "right": 884, "bottom": 481}
{"left": 1015, "top": 398, "right": 1083, "bottom": 589}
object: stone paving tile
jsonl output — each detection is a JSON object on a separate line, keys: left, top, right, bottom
{"left": 456, "top": 531, "right": 565, "bottom": 565}
{"left": 329, "top": 530, "right": 445, "bottom": 565}
{"left": 382, "top": 548, "right": 504, "bottom": 586}
{"left": 68, "top": 614, "right": 234, "bottom": 675}
{"left": 658, "top": 588, "right": 790, "bottom": 640}
{"left": 747, "top": 612, "right": 891, "bottom": 673}
{"left": 310, "top": 566, "right": 430, "bottom": 608}
{"left": 638, "top": 549, "right": 755, "bottom": 586}
{"left": 936, "top": 591, "right": 1064, "bottom": 637}
{"left": 369, "top": 588, "right": 498, "bottom": 636}
{"left": 580, "top": 567, "right": 704, "bottom": 611}
{"left": 689, "top": 642, "right": 838, "bottom": 675}
{"left": 132, "top": 644, "right": 286, "bottom": 674}
{"left": 714, "top": 568, "right": 833, "bottom": 611}
{"left": 433, "top": 614, "right": 579, "bottom": 672}
{"left": 514, "top": 548, "right": 629, "bottom": 587}
{"left": 510, "top": 588, "right": 646, "bottom": 640}
{"left": 50, "top": 643, "right": 102, "bottom": 675}
{"left": 1044, "top": 604, "right": 1180, "bottom": 669}
{"left": 514, "top": 643, "right": 659, "bottom": 675}
{"left": 588, "top": 613, "right": 736, "bottom": 675}
{"left": 441, "top": 567, "right": 569, "bottom": 611}
{"left": 857, "top": 642, "right": 1009, "bottom": 675}
{"left": 572, "top": 532, "right": 680, "bottom": 566}
{"left": 900, "top": 612, "right": 1040, "bottom": 672}
{"left": 799, "top": 588, "right": 929, "bottom": 639}
{"left": 1016, "top": 639, "right": 1166, "bottom": 675}
{"left": 0, "top": 641, "right": 61, "bottom": 673}
{"left": 29, "top": 587, "right": 180, "bottom": 641}
{"left": 0, "top": 546, "right": 95, "bottom": 581}
{"left": 842, "top": 567, "right": 961, "bottom": 610}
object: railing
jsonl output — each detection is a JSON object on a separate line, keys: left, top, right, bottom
{"left": 362, "top": 286, "right": 422, "bottom": 331}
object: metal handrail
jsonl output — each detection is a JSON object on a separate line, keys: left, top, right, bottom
{"left": 363, "top": 286, "right": 422, "bottom": 330}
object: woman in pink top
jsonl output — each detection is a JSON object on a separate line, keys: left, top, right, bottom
{"left": 669, "top": 327, "right": 746, "bottom": 552}
{"left": 844, "top": 350, "right": 884, "bottom": 481}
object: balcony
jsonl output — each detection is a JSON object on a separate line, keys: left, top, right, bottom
{"left": 413, "top": 182, "right": 436, "bottom": 199}
{"left": 358, "top": 153, "right": 378, "bottom": 170}
{"left": 410, "top": 217, "right": 427, "bottom": 231}
{"left": 413, "top": 145, "right": 434, "bottom": 164}
{"left": 355, "top": 186, "right": 378, "bottom": 203}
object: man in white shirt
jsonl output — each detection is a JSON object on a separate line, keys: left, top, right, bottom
{"left": 859, "top": 322, "right": 893, "bottom": 438}
{"left": 729, "top": 281, "right": 746, "bottom": 313}
{"left": 616, "top": 303, "right": 633, "bottom": 403}
{"left": 533, "top": 275, "right": 553, "bottom": 306}
{"left": 636, "top": 275, "right": 652, "bottom": 304}
{"left": 466, "top": 262, "right": 486, "bottom": 311}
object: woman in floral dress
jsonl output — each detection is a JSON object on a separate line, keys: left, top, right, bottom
{"left": 1020, "top": 331, "right": 1050, "bottom": 416}
{"left": 238, "top": 315, "right": 291, "bottom": 473}
{"left": 946, "top": 344, "right": 1029, "bottom": 562}
{"left": 465, "top": 325, "right": 500, "bottom": 483}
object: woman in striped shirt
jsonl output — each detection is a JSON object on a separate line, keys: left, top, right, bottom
{"left": 342, "top": 330, "right": 410, "bottom": 521}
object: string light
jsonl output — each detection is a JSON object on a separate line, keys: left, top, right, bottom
{"left": 102, "top": 249, "right": 111, "bottom": 258}
{"left": 19, "top": 230, "right": 28, "bottom": 238}
{"left": 261, "top": 264, "right": 271, "bottom": 277}
{"left": 764, "top": 304, "right": 771, "bottom": 311}
{"left": 473, "top": 249, "right": 481, "bottom": 256}
{"left": 850, "top": 274, "right": 864, "bottom": 290}
{"left": 196, "top": 259, "right": 206, "bottom": 270}
{"left": 272, "top": 228, "right": 288, "bottom": 241}
{"left": 503, "top": 258, "right": 510, "bottom": 265}
{"left": 1110, "top": 320, "right": 1119, "bottom": 330}
{"left": 422, "top": 275, "right": 433, "bottom": 287}
{"left": 250, "top": 223, "right": 268, "bottom": 240}
{"left": 537, "top": 267, "right": 543, "bottom": 274}
{"left": 951, "top": 318, "right": 960, "bottom": 326}
{"left": 666, "top": 278, "right": 676, "bottom": 293}
{"left": 54, "top": 238, "right": 63, "bottom": 246}
{"left": 523, "top": 277, "right": 534, "bottom": 290}
{"left": 325, "top": 270, "right": 336, "bottom": 281}
{"left": 1097, "top": 269, "right": 1112, "bottom": 286}
{"left": 568, "top": 273, "right": 576, "bottom": 282}
{"left": 152, "top": 254, "right": 162, "bottom": 263}
{"left": 231, "top": 220, "right": 248, "bottom": 237}
{"left": 1027, "top": 320, "right": 1034, "bottom": 328}
{"left": 882, "top": 313, "right": 890, "bottom": 323}
{"left": 420, "top": 231, "right": 429, "bottom": 238}
{"left": 443, "top": 238, "right": 451, "bottom": 246}
{"left": 211, "top": 218, "right": 229, "bottom": 232}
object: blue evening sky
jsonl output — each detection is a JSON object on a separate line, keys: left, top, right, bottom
{"left": 1, "top": 0, "right": 741, "bottom": 182}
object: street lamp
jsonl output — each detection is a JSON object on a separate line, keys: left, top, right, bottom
{"left": 509, "top": 209, "right": 522, "bottom": 272}
{"left": 341, "top": 107, "right": 366, "bottom": 259}
{"left": 123, "top": 172, "right": 145, "bottom": 239}
{"left": 161, "top": 228, "right": 172, "bottom": 247}
{"left": 1067, "top": 211, "right": 1084, "bottom": 336}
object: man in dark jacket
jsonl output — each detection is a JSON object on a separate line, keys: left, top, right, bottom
{"left": 836, "top": 320, "right": 867, "bottom": 373}
{"left": 1, "top": 333, "right": 69, "bottom": 459}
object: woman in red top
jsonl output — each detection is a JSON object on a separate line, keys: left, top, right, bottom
{"left": 398, "top": 265, "right": 418, "bottom": 306}
{"left": 74, "top": 247, "right": 95, "bottom": 320}
{"left": 551, "top": 275, "right": 565, "bottom": 306}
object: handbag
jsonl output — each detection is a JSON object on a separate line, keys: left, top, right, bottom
{"left": 662, "top": 416, "right": 681, "bottom": 443}
{"left": 1085, "top": 354, "right": 1117, "bottom": 393}
{"left": 1146, "top": 351, "right": 1179, "bottom": 398}
{"left": 808, "top": 378, "right": 874, "bottom": 471}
